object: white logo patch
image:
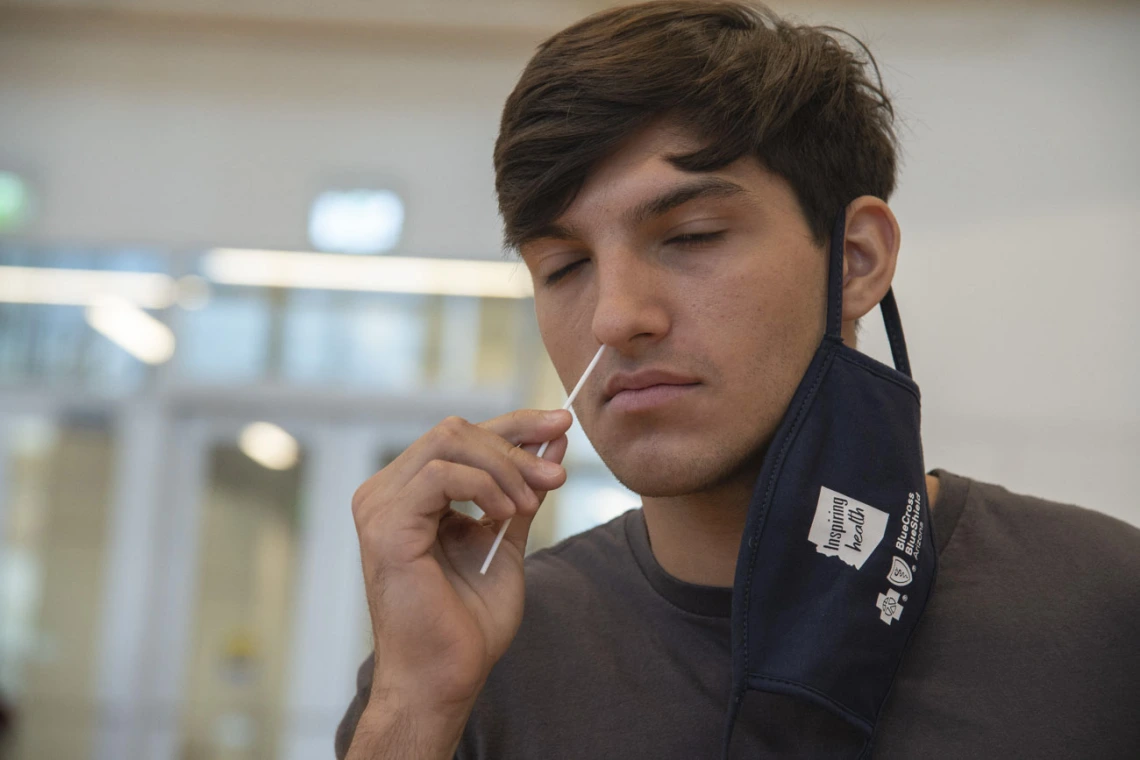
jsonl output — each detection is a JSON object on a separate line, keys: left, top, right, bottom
{"left": 876, "top": 588, "right": 904, "bottom": 625}
{"left": 888, "top": 556, "right": 914, "bottom": 587}
{"left": 807, "top": 486, "right": 889, "bottom": 570}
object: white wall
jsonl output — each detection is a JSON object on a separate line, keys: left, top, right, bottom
{"left": 807, "top": 4, "right": 1140, "bottom": 523}
{"left": 0, "top": 10, "right": 537, "bottom": 255}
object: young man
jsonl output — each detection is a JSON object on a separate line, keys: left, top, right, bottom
{"left": 338, "top": 2, "right": 1139, "bottom": 758}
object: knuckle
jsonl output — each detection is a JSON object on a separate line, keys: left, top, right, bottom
{"left": 502, "top": 450, "right": 535, "bottom": 489}
{"left": 496, "top": 446, "right": 518, "bottom": 474}
{"left": 422, "top": 458, "right": 450, "bottom": 481}
{"left": 440, "top": 415, "right": 469, "bottom": 434}
{"left": 431, "top": 416, "right": 469, "bottom": 450}
{"left": 359, "top": 521, "right": 397, "bottom": 569}
{"left": 475, "top": 468, "right": 498, "bottom": 494}
{"left": 505, "top": 443, "right": 533, "bottom": 471}
{"left": 359, "top": 516, "right": 386, "bottom": 548}
{"left": 351, "top": 480, "right": 377, "bottom": 523}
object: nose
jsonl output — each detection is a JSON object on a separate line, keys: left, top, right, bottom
{"left": 590, "top": 246, "right": 670, "bottom": 355}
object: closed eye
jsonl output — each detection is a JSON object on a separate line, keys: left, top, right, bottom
{"left": 543, "top": 231, "right": 725, "bottom": 286}
{"left": 544, "top": 259, "right": 587, "bottom": 286}
{"left": 666, "top": 231, "right": 726, "bottom": 247}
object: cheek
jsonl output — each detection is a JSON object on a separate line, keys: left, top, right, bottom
{"left": 534, "top": 297, "right": 591, "bottom": 388}
{"left": 699, "top": 246, "right": 826, "bottom": 385}
{"left": 702, "top": 249, "right": 812, "bottom": 326}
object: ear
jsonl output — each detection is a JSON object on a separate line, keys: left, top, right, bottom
{"left": 840, "top": 196, "right": 900, "bottom": 346}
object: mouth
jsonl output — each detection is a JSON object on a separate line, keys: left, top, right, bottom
{"left": 606, "top": 382, "right": 701, "bottom": 413}
{"left": 603, "top": 369, "right": 702, "bottom": 413}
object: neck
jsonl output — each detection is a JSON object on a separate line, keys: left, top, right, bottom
{"left": 641, "top": 472, "right": 941, "bottom": 588}
{"left": 640, "top": 468, "right": 755, "bottom": 588}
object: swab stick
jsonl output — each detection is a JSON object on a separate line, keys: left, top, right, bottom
{"left": 478, "top": 344, "right": 607, "bottom": 575}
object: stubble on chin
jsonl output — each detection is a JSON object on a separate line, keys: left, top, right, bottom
{"left": 596, "top": 427, "right": 772, "bottom": 499}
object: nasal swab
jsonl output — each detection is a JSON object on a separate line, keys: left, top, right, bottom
{"left": 479, "top": 343, "right": 607, "bottom": 575}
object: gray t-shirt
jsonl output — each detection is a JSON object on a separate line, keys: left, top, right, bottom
{"left": 336, "top": 470, "right": 1140, "bottom": 758}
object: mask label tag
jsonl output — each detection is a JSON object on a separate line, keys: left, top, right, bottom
{"left": 807, "top": 486, "right": 889, "bottom": 570}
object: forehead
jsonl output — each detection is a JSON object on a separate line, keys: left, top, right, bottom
{"left": 554, "top": 121, "right": 773, "bottom": 235}
{"left": 569, "top": 122, "right": 711, "bottom": 215}
{"left": 584, "top": 121, "right": 707, "bottom": 189}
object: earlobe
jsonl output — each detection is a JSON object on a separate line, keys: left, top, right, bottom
{"left": 841, "top": 196, "right": 900, "bottom": 323}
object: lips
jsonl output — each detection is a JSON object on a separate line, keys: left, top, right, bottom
{"left": 603, "top": 369, "right": 701, "bottom": 402}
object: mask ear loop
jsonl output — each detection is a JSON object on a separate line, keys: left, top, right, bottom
{"left": 828, "top": 206, "right": 912, "bottom": 379}
{"left": 878, "top": 289, "right": 912, "bottom": 378}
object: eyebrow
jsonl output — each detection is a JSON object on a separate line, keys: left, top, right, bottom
{"left": 520, "top": 176, "right": 748, "bottom": 247}
{"left": 626, "top": 176, "right": 747, "bottom": 227}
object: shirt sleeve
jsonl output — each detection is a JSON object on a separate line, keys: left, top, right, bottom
{"left": 334, "top": 652, "right": 375, "bottom": 760}
{"left": 334, "top": 651, "right": 469, "bottom": 760}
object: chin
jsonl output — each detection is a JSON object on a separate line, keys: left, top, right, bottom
{"left": 597, "top": 436, "right": 763, "bottom": 498}
{"left": 612, "top": 468, "right": 707, "bottom": 498}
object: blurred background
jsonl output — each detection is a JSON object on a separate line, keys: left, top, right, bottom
{"left": 0, "top": 0, "right": 1136, "bottom": 758}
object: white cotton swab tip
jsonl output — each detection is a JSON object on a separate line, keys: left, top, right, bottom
{"left": 478, "top": 344, "right": 607, "bottom": 575}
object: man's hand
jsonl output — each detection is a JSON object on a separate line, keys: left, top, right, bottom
{"left": 346, "top": 409, "right": 572, "bottom": 759}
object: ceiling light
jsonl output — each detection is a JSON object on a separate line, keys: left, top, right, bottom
{"left": 309, "top": 188, "right": 404, "bottom": 254}
{"left": 0, "top": 265, "right": 177, "bottom": 308}
{"left": 238, "top": 422, "right": 299, "bottom": 471}
{"left": 0, "top": 171, "right": 30, "bottom": 232}
{"left": 202, "top": 248, "right": 532, "bottom": 299}
{"left": 84, "top": 295, "right": 176, "bottom": 364}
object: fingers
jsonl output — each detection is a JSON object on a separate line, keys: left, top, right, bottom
{"left": 479, "top": 408, "right": 573, "bottom": 447}
{"left": 383, "top": 413, "right": 571, "bottom": 505}
{"left": 521, "top": 433, "right": 569, "bottom": 469}
{"left": 365, "top": 460, "right": 522, "bottom": 566}
{"left": 496, "top": 433, "right": 568, "bottom": 559}
{"left": 351, "top": 410, "right": 574, "bottom": 569}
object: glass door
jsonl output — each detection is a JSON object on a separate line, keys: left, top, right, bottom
{"left": 0, "top": 411, "right": 116, "bottom": 760}
{"left": 139, "top": 413, "right": 381, "bottom": 760}
{"left": 177, "top": 434, "right": 307, "bottom": 760}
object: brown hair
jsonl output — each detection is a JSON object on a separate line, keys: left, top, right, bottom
{"left": 493, "top": 0, "right": 898, "bottom": 250}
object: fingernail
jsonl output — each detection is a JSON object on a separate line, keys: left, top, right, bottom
{"left": 540, "top": 459, "right": 561, "bottom": 474}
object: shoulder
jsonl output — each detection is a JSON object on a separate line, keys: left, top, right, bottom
{"left": 952, "top": 473, "right": 1140, "bottom": 557}
{"left": 468, "top": 510, "right": 643, "bottom": 729}
{"left": 942, "top": 471, "right": 1140, "bottom": 617}
{"left": 525, "top": 508, "right": 638, "bottom": 577}
{"left": 482, "top": 509, "right": 646, "bottom": 673}
{"left": 518, "top": 508, "right": 641, "bottom": 619}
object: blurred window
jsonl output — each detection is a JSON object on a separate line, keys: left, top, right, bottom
{"left": 550, "top": 469, "right": 641, "bottom": 548}
{"left": 308, "top": 189, "right": 403, "bottom": 254}
{"left": 176, "top": 285, "right": 271, "bottom": 383}
{"left": 0, "top": 247, "right": 164, "bottom": 392}
{"left": 1, "top": 245, "right": 532, "bottom": 395}
{"left": 179, "top": 441, "right": 305, "bottom": 760}
{"left": 280, "top": 289, "right": 427, "bottom": 390}
{"left": 0, "top": 412, "right": 115, "bottom": 759}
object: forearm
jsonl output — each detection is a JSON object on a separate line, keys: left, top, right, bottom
{"left": 345, "top": 696, "right": 472, "bottom": 760}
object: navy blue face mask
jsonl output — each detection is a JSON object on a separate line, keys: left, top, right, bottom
{"left": 721, "top": 206, "right": 938, "bottom": 758}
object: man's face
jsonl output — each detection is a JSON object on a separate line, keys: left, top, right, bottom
{"left": 520, "top": 122, "right": 827, "bottom": 497}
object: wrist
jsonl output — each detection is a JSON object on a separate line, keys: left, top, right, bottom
{"left": 375, "top": 664, "right": 486, "bottom": 718}
{"left": 348, "top": 689, "right": 475, "bottom": 760}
